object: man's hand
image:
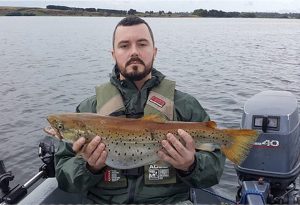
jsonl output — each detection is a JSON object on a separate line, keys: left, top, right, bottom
{"left": 73, "top": 136, "right": 107, "bottom": 173}
{"left": 158, "top": 129, "right": 195, "bottom": 171}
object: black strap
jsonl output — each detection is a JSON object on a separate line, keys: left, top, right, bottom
{"left": 122, "top": 167, "right": 144, "bottom": 176}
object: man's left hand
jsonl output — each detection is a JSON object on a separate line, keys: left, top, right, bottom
{"left": 158, "top": 129, "right": 196, "bottom": 171}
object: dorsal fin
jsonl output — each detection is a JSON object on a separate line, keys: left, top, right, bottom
{"left": 206, "top": 121, "right": 217, "bottom": 129}
{"left": 142, "top": 115, "right": 166, "bottom": 123}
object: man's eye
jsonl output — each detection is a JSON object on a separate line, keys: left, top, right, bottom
{"left": 120, "top": 44, "right": 128, "bottom": 48}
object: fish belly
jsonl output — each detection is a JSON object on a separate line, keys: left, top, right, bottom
{"left": 104, "top": 139, "right": 162, "bottom": 169}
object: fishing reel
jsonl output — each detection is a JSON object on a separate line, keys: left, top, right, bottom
{"left": 38, "top": 141, "right": 55, "bottom": 178}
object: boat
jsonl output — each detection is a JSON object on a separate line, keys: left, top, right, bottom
{"left": 1, "top": 91, "right": 300, "bottom": 205}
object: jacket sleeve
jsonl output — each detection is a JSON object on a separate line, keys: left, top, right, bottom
{"left": 55, "top": 141, "right": 104, "bottom": 192}
{"left": 55, "top": 95, "right": 100, "bottom": 192}
{"left": 174, "top": 90, "right": 226, "bottom": 188}
{"left": 177, "top": 149, "right": 226, "bottom": 188}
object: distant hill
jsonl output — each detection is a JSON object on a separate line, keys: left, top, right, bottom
{"left": 1, "top": 6, "right": 299, "bottom": 19}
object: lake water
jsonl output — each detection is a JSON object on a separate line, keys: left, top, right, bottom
{"left": 0, "top": 17, "right": 299, "bottom": 202}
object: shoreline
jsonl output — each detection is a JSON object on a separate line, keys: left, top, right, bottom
{"left": 0, "top": 6, "right": 299, "bottom": 19}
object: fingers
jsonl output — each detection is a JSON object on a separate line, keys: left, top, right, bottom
{"left": 86, "top": 137, "right": 107, "bottom": 172}
{"left": 162, "top": 133, "right": 185, "bottom": 158}
{"left": 86, "top": 142, "right": 106, "bottom": 166}
{"left": 73, "top": 137, "right": 86, "bottom": 153}
{"left": 158, "top": 129, "right": 195, "bottom": 171}
{"left": 73, "top": 136, "right": 107, "bottom": 173}
{"left": 84, "top": 136, "right": 101, "bottom": 157}
{"left": 177, "top": 129, "right": 195, "bottom": 150}
{"left": 157, "top": 139, "right": 177, "bottom": 165}
{"left": 162, "top": 130, "right": 195, "bottom": 157}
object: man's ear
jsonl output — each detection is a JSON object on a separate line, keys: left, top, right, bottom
{"left": 111, "top": 50, "right": 116, "bottom": 61}
{"left": 153, "top": 47, "right": 158, "bottom": 58}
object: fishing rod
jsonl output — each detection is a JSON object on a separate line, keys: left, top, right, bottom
{"left": 0, "top": 142, "right": 55, "bottom": 205}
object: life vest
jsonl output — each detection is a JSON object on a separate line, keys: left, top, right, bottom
{"left": 95, "top": 79, "right": 178, "bottom": 186}
{"left": 95, "top": 79, "right": 176, "bottom": 120}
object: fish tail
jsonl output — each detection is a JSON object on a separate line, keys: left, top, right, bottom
{"left": 221, "top": 129, "right": 258, "bottom": 165}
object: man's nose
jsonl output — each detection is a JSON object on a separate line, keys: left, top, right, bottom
{"left": 130, "top": 45, "right": 139, "bottom": 57}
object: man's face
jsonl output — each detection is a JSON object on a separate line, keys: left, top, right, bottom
{"left": 112, "top": 24, "right": 157, "bottom": 81}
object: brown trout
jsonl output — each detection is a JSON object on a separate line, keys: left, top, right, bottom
{"left": 47, "top": 113, "right": 258, "bottom": 169}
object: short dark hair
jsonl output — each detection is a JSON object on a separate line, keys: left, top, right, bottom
{"left": 112, "top": 16, "right": 155, "bottom": 48}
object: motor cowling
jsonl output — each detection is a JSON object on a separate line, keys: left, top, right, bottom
{"left": 236, "top": 90, "right": 300, "bottom": 191}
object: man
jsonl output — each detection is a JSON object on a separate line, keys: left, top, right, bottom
{"left": 54, "top": 16, "right": 225, "bottom": 204}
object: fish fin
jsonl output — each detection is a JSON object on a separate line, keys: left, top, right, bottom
{"left": 197, "top": 143, "right": 217, "bottom": 152}
{"left": 221, "top": 129, "right": 259, "bottom": 165}
{"left": 142, "top": 115, "right": 166, "bottom": 123}
{"left": 206, "top": 121, "right": 217, "bottom": 129}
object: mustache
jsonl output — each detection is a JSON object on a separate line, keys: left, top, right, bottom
{"left": 125, "top": 57, "right": 145, "bottom": 67}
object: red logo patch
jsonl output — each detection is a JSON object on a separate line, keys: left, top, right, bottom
{"left": 149, "top": 96, "right": 166, "bottom": 108}
{"left": 104, "top": 169, "right": 111, "bottom": 182}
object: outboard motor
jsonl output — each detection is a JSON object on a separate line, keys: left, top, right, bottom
{"left": 236, "top": 90, "right": 300, "bottom": 204}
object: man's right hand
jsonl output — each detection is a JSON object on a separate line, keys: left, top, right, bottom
{"left": 73, "top": 136, "right": 107, "bottom": 173}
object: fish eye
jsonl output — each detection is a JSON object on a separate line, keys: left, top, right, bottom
{"left": 57, "top": 123, "right": 64, "bottom": 130}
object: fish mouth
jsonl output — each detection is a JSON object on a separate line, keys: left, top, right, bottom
{"left": 43, "top": 126, "right": 63, "bottom": 140}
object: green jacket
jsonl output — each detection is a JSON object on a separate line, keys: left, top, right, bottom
{"left": 55, "top": 67, "right": 225, "bottom": 204}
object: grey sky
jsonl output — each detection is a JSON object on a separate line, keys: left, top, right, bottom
{"left": 0, "top": 0, "right": 299, "bottom": 13}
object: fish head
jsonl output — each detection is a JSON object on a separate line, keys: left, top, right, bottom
{"left": 47, "top": 114, "right": 88, "bottom": 143}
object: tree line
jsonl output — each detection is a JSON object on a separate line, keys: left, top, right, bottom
{"left": 46, "top": 6, "right": 172, "bottom": 16}
{"left": 46, "top": 5, "right": 300, "bottom": 19}
{"left": 46, "top": 5, "right": 127, "bottom": 15}
{"left": 5, "top": 5, "right": 299, "bottom": 18}
{"left": 192, "top": 9, "right": 300, "bottom": 18}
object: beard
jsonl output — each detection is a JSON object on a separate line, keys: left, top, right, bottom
{"left": 116, "top": 56, "right": 154, "bottom": 81}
